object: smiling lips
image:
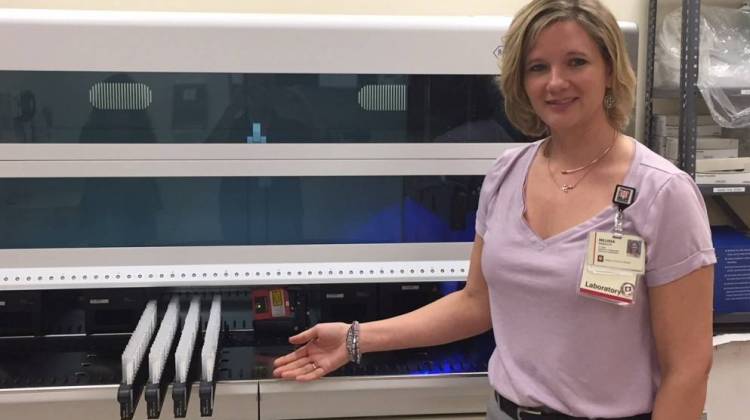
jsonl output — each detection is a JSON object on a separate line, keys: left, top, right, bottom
{"left": 545, "top": 97, "right": 578, "bottom": 110}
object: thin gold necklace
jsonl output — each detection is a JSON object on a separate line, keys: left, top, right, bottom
{"left": 545, "top": 133, "right": 617, "bottom": 193}
{"left": 556, "top": 134, "right": 617, "bottom": 174}
{"left": 546, "top": 154, "right": 596, "bottom": 193}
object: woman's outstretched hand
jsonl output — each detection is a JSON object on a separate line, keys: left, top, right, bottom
{"left": 272, "top": 322, "right": 351, "bottom": 381}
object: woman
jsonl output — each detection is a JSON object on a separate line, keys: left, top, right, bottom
{"left": 273, "top": 1, "right": 716, "bottom": 419}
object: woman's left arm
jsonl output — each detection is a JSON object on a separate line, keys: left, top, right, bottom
{"left": 649, "top": 265, "right": 714, "bottom": 420}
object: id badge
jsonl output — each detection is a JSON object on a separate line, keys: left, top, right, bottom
{"left": 578, "top": 231, "right": 646, "bottom": 306}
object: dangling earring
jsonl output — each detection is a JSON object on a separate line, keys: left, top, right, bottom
{"left": 603, "top": 90, "right": 616, "bottom": 109}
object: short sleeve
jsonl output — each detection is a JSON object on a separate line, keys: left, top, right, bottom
{"left": 475, "top": 150, "right": 515, "bottom": 238}
{"left": 475, "top": 170, "right": 495, "bottom": 238}
{"left": 640, "top": 173, "right": 716, "bottom": 287}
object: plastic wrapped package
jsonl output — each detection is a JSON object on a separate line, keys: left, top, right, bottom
{"left": 655, "top": 5, "right": 750, "bottom": 128}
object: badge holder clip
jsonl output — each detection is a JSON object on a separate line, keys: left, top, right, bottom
{"left": 577, "top": 185, "right": 643, "bottom": 307}
{"left": 612, "top": 184, "right": 635, "bottom": 239}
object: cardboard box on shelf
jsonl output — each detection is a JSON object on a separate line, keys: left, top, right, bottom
{"left": 652, "top": 135, "right": 664, "bottom": 155}
{"left": 653, "top": 124, "right": 722, "bottom": 137}
{"left": 696, "top": 157, "right": 750, "bottom": 173}
{"left": 652, "top": 136, "right": 741, "bottom": 161}
{"left": 696, "top": 172, "right": 750, "bottom": 185}
{"left": 652, "top": 114, "right": 717, "bottom": 126}
{"left": 652, "top": 135, "right": 679, "bottom": 160}
{"left": 660, "top": 145, "right": 737, "bottom": 161}
{"left": 697, "top": 137, "right": 741, "bottom": 150}
{"left": 697, "top": 148, "right": 739, "bottom": 159}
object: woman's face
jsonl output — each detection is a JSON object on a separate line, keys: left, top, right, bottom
{"left": 523, "top": 20, "right": 611, "bottom": 134}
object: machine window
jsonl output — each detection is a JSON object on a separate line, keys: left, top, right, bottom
{"left": 0, "top": 71, "right": 528, "bottom": 143}
{"left": 0, "top": 175, "right": 481, "bottom": 248}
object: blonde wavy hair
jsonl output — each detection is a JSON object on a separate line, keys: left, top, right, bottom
{"left": 498, "top": 0, "right": 636, "bottom": 137}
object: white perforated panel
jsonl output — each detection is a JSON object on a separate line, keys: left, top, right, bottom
{"left": 0, "top": 260, "right": 469, "bottom": 290}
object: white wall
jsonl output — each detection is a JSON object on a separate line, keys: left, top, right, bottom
{"left": 0, "top": 0, "right": 644, "bottom": 18}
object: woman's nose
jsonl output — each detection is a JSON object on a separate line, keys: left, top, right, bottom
{"left": 546, "top": 67, "right": 569, "bottom": 91}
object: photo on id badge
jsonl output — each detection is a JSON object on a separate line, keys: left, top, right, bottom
{"left": 626, "top": 239, "right": 642, "bottom": 258}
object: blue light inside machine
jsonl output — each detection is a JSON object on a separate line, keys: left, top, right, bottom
{"left": 407, "top": 355, "right": 468, "bottom": 375}
{"left": 331, "top": 197, "right": 475, "bottom": 244}
{"left": 336, "top": 200, "right": 402, "bottom": 243}
{"left": 403, "top": 198, "right": 475, "bottom": 242}
{"left": 338, "top": 198, "right": 474, "bottom": 242}
{"left": 438, "top": 281, "right": 463, "bottom": 296}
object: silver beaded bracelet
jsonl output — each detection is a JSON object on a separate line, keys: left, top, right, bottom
{"left": 345, "top": 321, "right": 361, "bottom": 364}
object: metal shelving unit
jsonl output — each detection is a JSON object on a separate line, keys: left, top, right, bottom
{"left": 647, "top": 0, "right": 750, "bottom": 194}
{"left": 646, "top": 0, "right": 750, "bottom": 328}
{"left": 645, "top": 0, "right": 702, "bottom": 177}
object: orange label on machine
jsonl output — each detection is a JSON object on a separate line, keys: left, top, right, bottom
{"left": 252, "top": 288, "right": 292, "bottom": 320}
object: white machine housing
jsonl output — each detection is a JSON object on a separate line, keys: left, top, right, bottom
{"left": 0, "top": 9, "right": 638, "bottom": 420}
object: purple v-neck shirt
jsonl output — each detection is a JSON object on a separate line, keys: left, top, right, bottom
{"left": 476, "top": 139, "right": 716, "bottom": 418}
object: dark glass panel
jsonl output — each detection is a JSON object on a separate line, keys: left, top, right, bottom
{"left": 0, "top": 176, "right": 481, "bottom": 248}
{"left": 0, "top": 71, "right": 528, "bottom": 143}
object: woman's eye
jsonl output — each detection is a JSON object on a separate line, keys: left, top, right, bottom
{"left": 570, "top": 58, "right": 588, "bottom": 67}
{"left": 528, "top": 64, "right": 546, "bottom": 72}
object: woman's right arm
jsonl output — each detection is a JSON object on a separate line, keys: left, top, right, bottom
{"left": 360, "top": 234, "right": 492, "bottom": 352}
{"left": 273, "top": 234, "right": 492, "bottom": 381}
